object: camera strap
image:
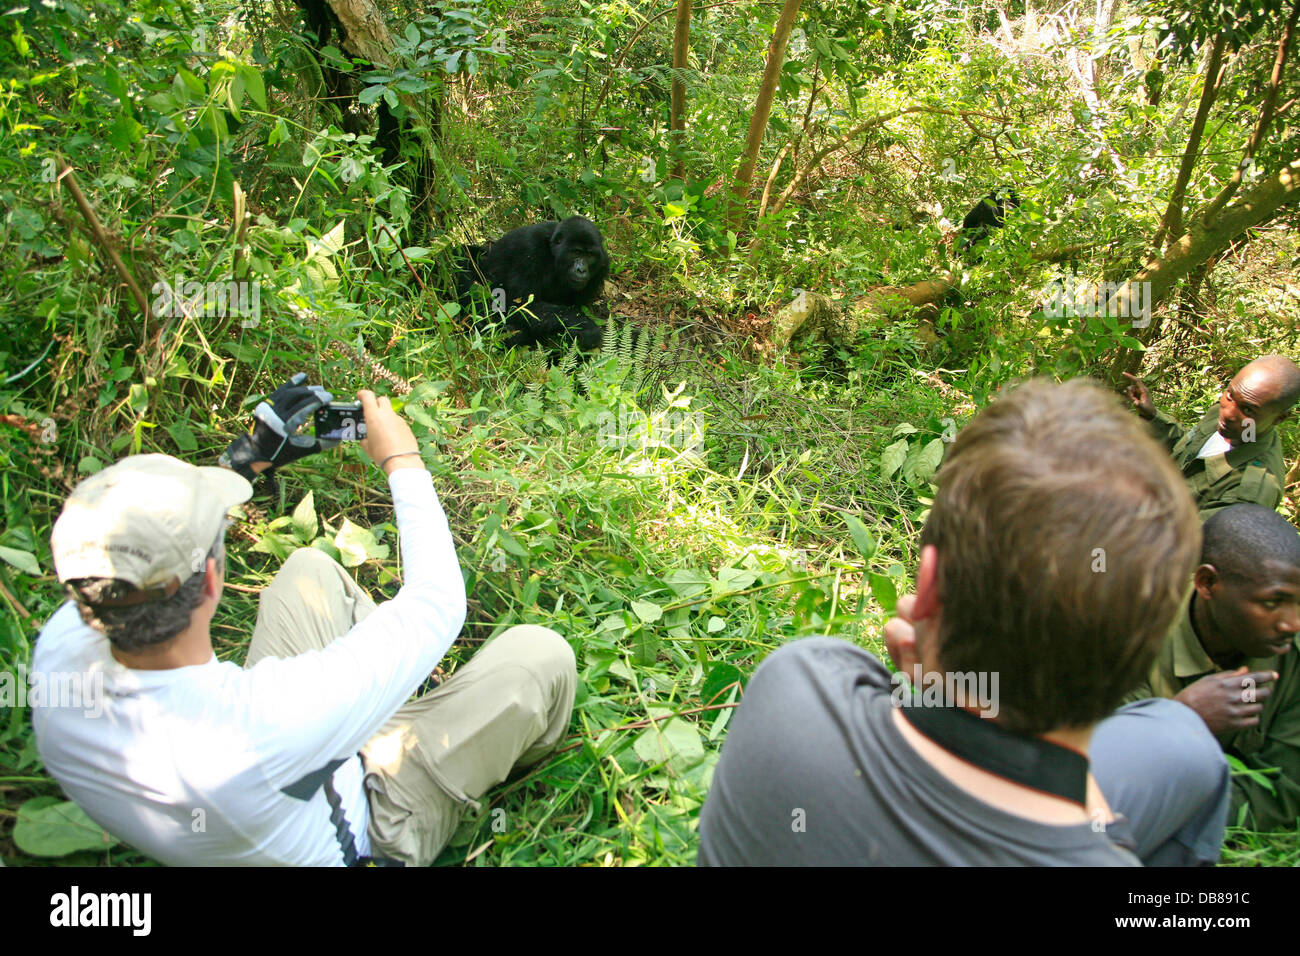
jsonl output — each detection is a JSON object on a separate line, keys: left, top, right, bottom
{"left": 900, "top": 703, "right": 1089, "bottom": 807}
{"left": 284, "top": 758, "right": 404, "bottom": 867}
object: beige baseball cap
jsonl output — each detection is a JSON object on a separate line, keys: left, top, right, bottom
{"left": 52, "top": 454, "right": 252, "bottom": 601}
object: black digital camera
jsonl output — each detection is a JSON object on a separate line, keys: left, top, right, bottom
{"left": 314, "top": 402, "right": 366, "bottom": 442}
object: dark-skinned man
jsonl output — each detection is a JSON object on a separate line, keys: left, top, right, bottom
{"left": 1127, "top": 503, "right": 1300, "bottom": 831}
{"left": 1123, "top": 354, "right": 1300, "bottom": 518}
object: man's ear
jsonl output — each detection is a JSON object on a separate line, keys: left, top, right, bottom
{"left": 1193, "top": 563, "right": 1219, "bottom": 602}
{"left": 912, "top": 543, "right": 942, "bottom": 621}
{"left": 203, "top": 557, "right": 223, "bottom": 603}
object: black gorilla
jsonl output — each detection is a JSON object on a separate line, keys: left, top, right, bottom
{"left": 456, "top": 216, "right": 609, "bottom": 349}
{"left": 958, "top": 188, "right": 1020, "bottom": 254}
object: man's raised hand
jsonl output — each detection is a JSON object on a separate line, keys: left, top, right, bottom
{"left": 357, "top": 390, "right": 423, "bottom": 476}
{"left": 1175, "top": 666, "right": 1277, "bottom": 735}
{"left": 1122, "top": 373, "right": 1157, "bottom": 421}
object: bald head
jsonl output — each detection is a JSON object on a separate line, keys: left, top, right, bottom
{"left": 1220, "top": 354, "right": 1300, "bottom": 440}
{"left": 1239, "top": 354, "right": 1300, "bottom": 408}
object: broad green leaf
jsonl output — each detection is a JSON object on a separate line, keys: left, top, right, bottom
{"left": 714, "top": 567, "right": 757, "bottom": 596}
{"left": 108, "top": 113, "right": 141, "bottom": 150}
{"left": 706, "top": 615, "right": 726, "bottom": 633}
{"left": 496, "top": 529, "right": 528, "bottom": 557}
{"left": 127, "top": 382, "right": 149, "bottom": 415}
{"left": 903, "top": 438, "right": 945, "bottom": 485}
{"left": 632, "top": 626, "right": 659, "bottom": 666}
{"left": 843, "top": 513, "right": 877, "bottom": 560}
{"left": 238, "top": 64, "right": 267, "bottom": 110}
{"left": 406, "top": 403, "right": 436, "bottom": 429}
{"left": 221, "top": 341, "right": 263, "bottom": 363}
{"left": 868, "top": 571, "right": 898, "bottom": 613}
{"left": 335, "top": 518, "right": 383, "bottom": 567}
{"left": 316, "top": 219, "right": 346, "bottom": 256}
{"left": 631, "top": 600, "right": 663, "bottom": 624}
{"left": 663, "top": 569, "right": 711, "bottom": 598}
{"left": 166, "top": 420, "right": 197, "bottom": 452}
{"left": 0, "top": 546, "right": 40, "bottom": 576}
{"left": 292, "top": 491, "right": 318, "bottom": 541}
{"left": 701, "top": 663, "right": 742, "bottom": 706}
{"left": 597, "top": 614, "right": 629, "bottom": 638}
{"left": 253, "top": 531, "right": 298, "bottom": 560}
{"left": 880, "top": 438, "right": 908, "bottom": 477}
{"left": 311, "top": 538, "right": 342, "bottom": 563}
{"left": 634, "top": 711, "right": 705, "bottom": 771}
{"left": 13, "top": 797, "right": 118, "bottom": 857}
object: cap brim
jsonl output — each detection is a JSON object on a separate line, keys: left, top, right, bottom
{"left": 197, "top": 465, "right": 254, "bottom": 512}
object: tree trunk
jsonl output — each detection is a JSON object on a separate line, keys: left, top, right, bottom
{"left": 1151, "top": 34, "right": 1225, "bottom": 252}
{"left": 320, "top": 0, "right": 440, "bottom": 226}
{"left": 670, "top": 0, "right": 692, "bottom": 180}
{"left": 1108, "top": 156, "right": 1300, "bottom": 382}
{"left": 728, "top": 0, "right": 802, "bottom": 231}
{"left": 1201, "top": 0, "right": 1300, "bottom": 227}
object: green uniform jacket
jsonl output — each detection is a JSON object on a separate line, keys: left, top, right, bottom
{"left": 1147, "top": 406, "right": 1285, "bottom": 518}
{"left": 1127, "top": 598, "right": 1300, "bottom": 831}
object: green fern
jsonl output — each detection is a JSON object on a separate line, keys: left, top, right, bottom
{"left": 596, "top": 321, "right": 692, "bottom": 409}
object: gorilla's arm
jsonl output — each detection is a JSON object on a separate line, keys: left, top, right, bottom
{"left": 505, "top": 301, "right": 603, "bottom": 351}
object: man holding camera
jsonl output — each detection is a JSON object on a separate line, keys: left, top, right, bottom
{"left": 32, "top": 378, "right": 576, "bottom": 866}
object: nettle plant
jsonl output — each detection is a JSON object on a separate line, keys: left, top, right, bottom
{"left": 878, "top": 420, "right": 951, "bottom": 486}
{"left": 253, "top": 491, "right": 392, "bottom": 578}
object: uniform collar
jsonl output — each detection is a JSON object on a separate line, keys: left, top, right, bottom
{"left": 1171, "top": 596, "right": 1217, "bottom": 679}
{"left": 1176, "top": 595, "right": 1283, "bottom": 677}
{"left": 1178, "top": 405, "right": 1280, "bottom": 472}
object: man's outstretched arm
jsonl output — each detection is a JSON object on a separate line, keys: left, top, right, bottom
{"left": 1122, "top": 373, "right": 1184, "bottom": 452}
{"left": 243, "top": 391, "right": 468, "bottom": 787}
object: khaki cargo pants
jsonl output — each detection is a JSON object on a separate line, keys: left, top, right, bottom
{"left": 245, "top": 548, "right": 577, "bottom": 866}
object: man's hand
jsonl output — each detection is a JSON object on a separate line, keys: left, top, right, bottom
{"left": 884, "top": 594, "right": 919, "bottom": 672}
{"left": 1174, "top": 666, "right": 1277, "bottom": 735}
{"left": 357, "top": 390, "right": 423, "bottom": 475}
{"left": 220, "top": 373, "right": 334, "bottom": 480}
{"left": 1122, "top": 372, "right": 1157, "bottom": 421}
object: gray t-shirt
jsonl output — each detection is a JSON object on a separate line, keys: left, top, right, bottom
{"left": 698, "top": 637, "right": 1139, "bottom": 866}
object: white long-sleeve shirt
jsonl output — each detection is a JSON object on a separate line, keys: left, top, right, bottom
{"left": 31, "top": 467, "right": 465, "bottom": 866}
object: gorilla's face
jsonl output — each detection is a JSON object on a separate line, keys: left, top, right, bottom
{"left": 551, "top": 217, "right": 608, "bottom": 293}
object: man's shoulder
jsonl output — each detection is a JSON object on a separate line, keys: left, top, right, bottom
{"left": 719, "top": 637, "right": 896, "bottom": 762}
{"left": 743, "top": 636, "right": 892, "bottom": 713}
{"left": 33, "top": 601, "right": 98, "bottom": 663}
{"left": 754, "top": 635, "right": 891, "bottom": 682}
{"left": 1221, "top": 453, "right": 1284, "bottom": 511}
{"left": 31, "top": 604, "right": 251, "bottom": 734}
